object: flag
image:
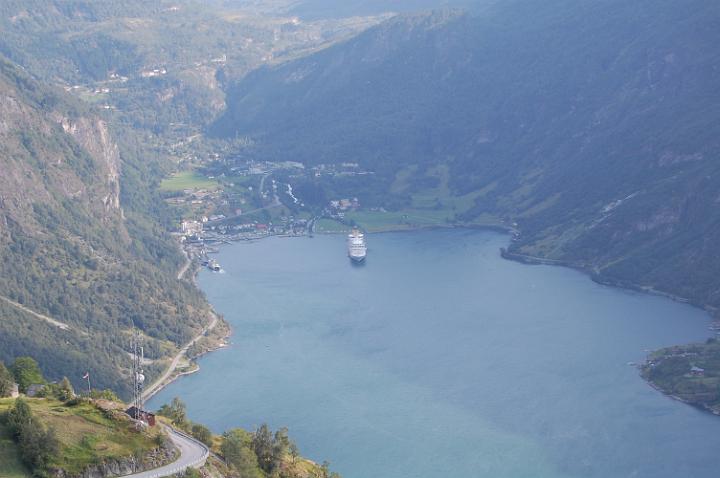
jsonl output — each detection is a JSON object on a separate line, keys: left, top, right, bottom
{"left": 82, "top": 372, "right": 89, "bottom": 380}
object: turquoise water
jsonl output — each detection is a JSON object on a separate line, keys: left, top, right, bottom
{"left": 148, "top": 230, "right": 720, "bottom": 477}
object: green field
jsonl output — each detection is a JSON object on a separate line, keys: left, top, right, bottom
{"left": 160, "top": 171, "right": 219, "bottom": 191}
{"left": 642, "top": 340, "right": 720, "bottom": 414}
{"left": 408, "top": 165, "right": 473, "bottom": 207}
{"left": 343, "top": 209, "right": 460, "bottom": 232}
{"left": 223, "top": 175, "right": 255, "bottom": 187}
{"left": 315, "top": 218, "right": 351, "bottom": 233}
{"left": 0, "top": 398, "right": 162, "bottom": 475}
{"left": 319, "top": 209, "right": 503, "bottom": 234}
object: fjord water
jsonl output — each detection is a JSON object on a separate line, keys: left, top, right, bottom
{"left": 148, "top": 230, "right": 720, "bottom": 478}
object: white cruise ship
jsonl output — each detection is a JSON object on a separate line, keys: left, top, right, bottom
{"left": 347, "top": 228, "right": 367, "bottom": 263}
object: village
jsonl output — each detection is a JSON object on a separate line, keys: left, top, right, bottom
{"left": 163, "top": 156, "right": 371, "bottom": 270}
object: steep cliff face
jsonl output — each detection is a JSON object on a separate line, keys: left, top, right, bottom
{"left": 0, "top": 59, "right": 123, "bottom": 239}
{"left": 57, "top": 116, "right": 122, "bottom": 213}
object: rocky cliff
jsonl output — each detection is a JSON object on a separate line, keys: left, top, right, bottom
{"left": 0, "top": 56, "right": 210, "bottom": 396}
{"left": 0, "top": 58, "right": 123, "bottom": 238}
{"left": 50, "top": 443, "right": 176, "bottom": 478}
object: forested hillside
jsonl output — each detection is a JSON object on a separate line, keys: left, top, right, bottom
{"left": 212, "top": 0, "right": 720, "bottom": 313}
{"left": 0, "top": 56, "right": 211, "bottom": 396}
{"left": 0, "top": 0, "right": 385, "bottom": 132}
{"left": 0, "top": 0, "right": 389, "bottom": 398}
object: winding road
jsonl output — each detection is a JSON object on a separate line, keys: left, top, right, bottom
{"left": 142, "top": 313, "right": 218, "bottom": 401}
{"left": 0, "top": 294, "right": 71, "bottom": 330}
{"left": 144, "top": 254, "right": 221, "bottom": 401}
{"left": 120, "top": 425, "right": 209, "bottom": 478}
{"left": 119, "top": 243, "right": 219, "bottom": 477}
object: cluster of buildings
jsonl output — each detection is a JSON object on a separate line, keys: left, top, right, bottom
{"left": 181, "top": 220, "right": 204, "bottom": 236}
{"left": 4, "top": 382, "right": 63, "bottom": 399}
{"left": 219, "top": 158, "right": 373, "bottom": 180}
{"left": 312, "top": 162, "right": 374, "bottom": 178}
{"left": 329, "top": 198, "right": 360, "bottom": 211}
{"left": 226, "top": 160, "right": 305, "bottom": 177}
{"left": 690, "top": 366, "right": 706, "bottom": 377}
{"left": 108, "top": 73, "right": 129, "bottom": 83}
{"left": 644, "top": 347, "right": 708, "bottom": 378}
{"left": 166, "top": 188, "right": 224, "bottom": 207}
{"left": 180, "top": 214, "right": 312, "bottom": 247}
{"left": 140, "top": 67, "right": 168, "bottom": 78}
{"left": 326, "top": 198, "right": 361, "bottom": 219}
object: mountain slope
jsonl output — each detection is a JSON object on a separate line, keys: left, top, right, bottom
{"left": 212, "top": 0, "right": 720, "bottom": 312}
{"left": 0, "top": 0, "right": 389, "bottom": 134}
{"left": 0, "top": 0, "right": 391, "bottom": 399}
{"left": 0, "top": 57, "right": 210, "bottom": 396}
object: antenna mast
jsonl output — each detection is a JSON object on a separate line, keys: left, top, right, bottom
{"left": 131, "top": 327, "right": 146, "bottom": 424}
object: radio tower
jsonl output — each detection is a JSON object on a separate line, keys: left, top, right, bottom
{"left": 130, "top": 327, "right": 146, "bottom": 425}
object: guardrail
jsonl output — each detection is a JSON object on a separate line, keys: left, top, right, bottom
{"left": 123, "top": 425, "right": 210, "bottom": 478}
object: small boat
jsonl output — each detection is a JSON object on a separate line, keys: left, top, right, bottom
{"left": 208, "top": 259, "right": 222, "bottom": 272}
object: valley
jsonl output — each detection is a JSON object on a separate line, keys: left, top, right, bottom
{"left": 0, "top": 0, "right": 719, "bottom": 477}
{"left": 0, "top": 0, "right": 395, "bottom": 400}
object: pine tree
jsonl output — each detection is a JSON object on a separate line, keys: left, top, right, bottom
{"left": 7, "top": 398, "right": 33, "bottom": 438}
{"left": 19, "top": 420, "right": 59, "bottom": 472}
{"left": 58, "top": 377, "right": 74, "bottom": 401}
{"left": 190, "top": 423, "right": 213, "bottom": 447}
{"left": 221, "top": 429, "right": 263, "bottom": 478}
{"left": 0, "top": 362, "right": 14, "bottom": 397}
{"left": 252, "top": 424, "right": 275, "bottom": 473}
{"left": 7, "top": 398, "right": 59, "bottom": 474}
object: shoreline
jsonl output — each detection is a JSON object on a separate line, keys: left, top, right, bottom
{"left": 143, "top": 307, "right": 231, "bottom": 403}
{"left": 501, "top": 249, "right": 720, "bottom": 418}
{"left": 146, "top": 222, "right": 504, "bottom": 401}
{"left": 144, "top": 339, "right": 231, "bottom": 403}
{"left": 142, "top": 246, "right": 235, "bottom": 402}
{"left": 164, "top": 224, "right": 718, "bottom": 419}
{"left": 500, "top": 249, "right": 715, "bottom": 317}
{"left": 643, "top": 373, "right": 720, "bottom": 417}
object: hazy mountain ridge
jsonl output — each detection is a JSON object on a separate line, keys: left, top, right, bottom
{"left": 213, "top": 0, "right": 720, "bottom": 311}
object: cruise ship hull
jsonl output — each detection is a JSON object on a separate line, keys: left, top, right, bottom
{"left": 349, "top": 254, "right": 366, "bottom": 263}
